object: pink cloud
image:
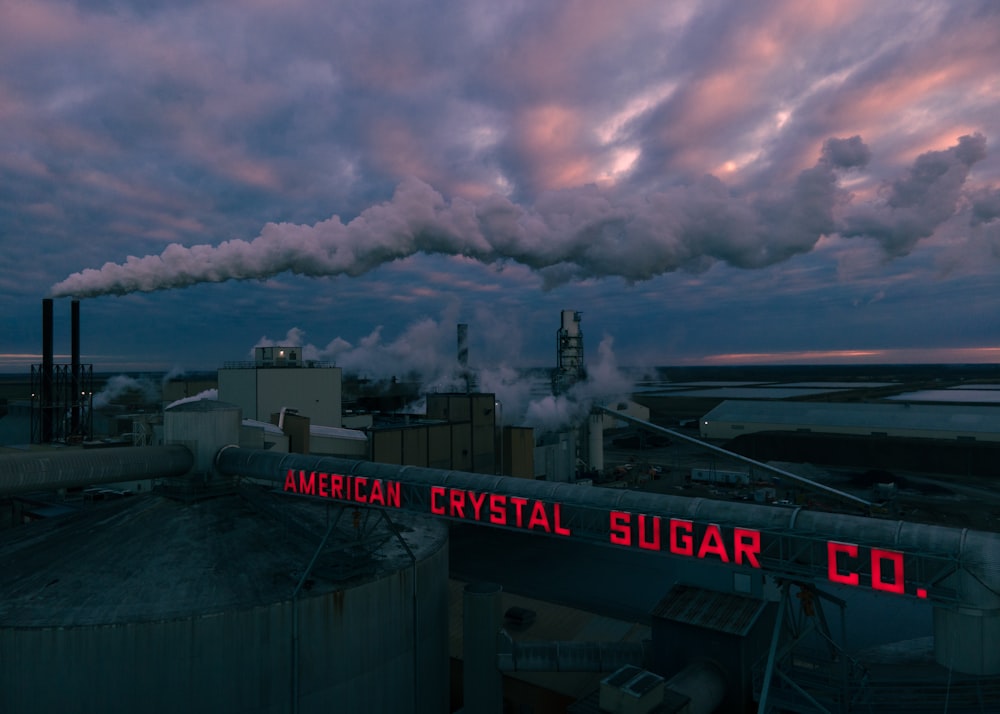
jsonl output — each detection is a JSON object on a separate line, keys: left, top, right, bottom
{"left": 510, "top": 104, "right": 595, "bottom": 191}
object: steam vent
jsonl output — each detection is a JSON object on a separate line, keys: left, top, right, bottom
{"left": 0, "top": 487, "right": 449, "bottom": 713}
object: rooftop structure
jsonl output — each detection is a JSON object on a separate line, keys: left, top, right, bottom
{"left": 218, "top": 346, "right": 343, "bottom": 427}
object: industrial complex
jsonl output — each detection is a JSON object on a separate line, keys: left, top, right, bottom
{"left": 2, "top": 300, "right": 1000, "bottom": 713}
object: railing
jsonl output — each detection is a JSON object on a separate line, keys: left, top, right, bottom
{"left": 221, "top": 361, "right": 337, "bottom": 369}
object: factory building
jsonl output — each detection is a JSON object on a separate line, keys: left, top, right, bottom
{"left": 218, "top": 346, "right": 344, "bottom": 427}
{"left": 215, "top": 328, "right": 534, "bottom": 476}
{"left": 552, "top": 310, "right": 585, "bottom": 395}
{"left": 368, "top": 392, "right": 531, "bottom": 476}
{"left": 700, "top": 400, "right": 1000, "bottom": 442}
{"left": 11, "top": 300, "right": 1000, "bottom": 712}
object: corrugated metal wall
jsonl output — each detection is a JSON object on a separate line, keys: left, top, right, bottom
{"left": 0, "top": 528, "right": 449, "bottom": 714}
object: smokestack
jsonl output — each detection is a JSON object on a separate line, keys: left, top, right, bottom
{"left": 41, "top": 298, "right": 54, "bottom": 442}
{"left": 457, "top": 323, "right": 470, "bottom": 393}
{"left": 71, "top": 299, "right": 81, "bottom": 435}
{"left": 457, "top": 324, "right": 468, "bottom": 368}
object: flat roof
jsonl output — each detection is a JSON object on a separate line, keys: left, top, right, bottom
{"left": 680, "top": 387, "right": 845, "bottom": 399}
{"left": 887, "top": 389, "right": 1000, "bottom": 404}
{"left": 651, "top": 584, "right": 768, "bottom": 637}
{"left": 702, "top": 400, "right": 1000, "bottom": 435}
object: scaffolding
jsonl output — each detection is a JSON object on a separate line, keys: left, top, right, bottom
{"left": 30, "top": 363, "right": 94, "bottom": 444}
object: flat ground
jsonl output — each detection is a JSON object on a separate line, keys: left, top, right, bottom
{"left": 603, "top": 437, "right": 1000, "bottom": 533}
{"left": 604, "top": 370, "right": 1000, "bottom": 533}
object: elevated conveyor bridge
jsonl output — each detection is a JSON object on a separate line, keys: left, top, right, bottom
{"left": 215, "top": 444, "right": 1000, "bottom": 710}
{"left": 215, "top": 446, "right": 998, "bottom": 611}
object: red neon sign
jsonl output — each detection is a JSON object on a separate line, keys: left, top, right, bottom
{"left": 430, "top": 485, "right": 571, "bottom": 535}
{"left": 609, "top": 511, "right": 761, "bottom": 567}
{"left": 283, "top": 470, "right": 401, "bottom": 508}
{"left": 828, "top": 540, "right": 920, "bottom": 597}
{"left": 282, "top": 470, "right": 927, "bottom": 599}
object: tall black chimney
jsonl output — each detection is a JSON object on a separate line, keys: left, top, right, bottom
{"left": 71, "top": 299, "right": 81, "bottom": 435}
{"left": 41, "top": 298, "right": 54, "bottom": 442}
{"left": 457, "top": 323, "right": 469, "bottom": 393}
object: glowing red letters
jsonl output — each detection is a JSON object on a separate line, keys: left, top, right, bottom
{"left": 430, "top": 486, "right": 572, "bottom": 536}
{"left": 827, "top": 540, "right": 912, "bottom": 596}
{"left": 609, "top": 511, "right": 762, "bottom": 567}
{"left": 283, "top": 469, "right": 401, "bottom": 508}
{"left": 281, "top": 470, "right": 924, "bottom": 599}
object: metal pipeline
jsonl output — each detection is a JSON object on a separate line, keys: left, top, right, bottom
{"left": 0, "top": 445, "right": 194, "bottom": 496}
{"left": 215, "top": 447, "right": 1000, "bottom": 610}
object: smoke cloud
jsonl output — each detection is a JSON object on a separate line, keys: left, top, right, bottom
{"left": 165, "top": 388, "right": 219, "bottom": 410}
{"left": 842, "top": 133, "right": 988, "bottom": 256}
{"left": 971, "top": 187, "right": 1000, "bottom": 227}
{"left": 522, "top": 334, "right": 633, "bottom": 432}
{"left": 48, "top": 135, "right": 923, "bottom": 299}
{"left": 252, "top": 312, "right": 632, "bottom": 431}
{"left": 91, "top": 375, "right": 163, "bottom": 410}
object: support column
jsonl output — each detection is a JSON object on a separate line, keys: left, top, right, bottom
{"left": 463, "top": 582, "right": 503, "bottom": 714}
{"left": 41, "top": 298, "right": 54, "bottom": 443}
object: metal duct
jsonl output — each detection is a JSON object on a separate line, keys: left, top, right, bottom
{"left": 0, "top": 445, "right": 194, "bottom": 497}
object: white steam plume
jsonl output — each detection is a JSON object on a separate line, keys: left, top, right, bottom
{"left": 48, "top": 135, "right": 917, "bottom": 299}
{"left": 253, "top": 313, "right": 632, "bottom": 431}
{"left": 522, "top": 335, "right": 633, "bottom": 432}
{"left": 91, "top": 374, "right": 162, "bottom": 410}
{"left": 165, "top": 388, "right": 219, "bottom": 410}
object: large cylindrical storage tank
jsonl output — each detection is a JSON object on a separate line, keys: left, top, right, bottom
{"left": 0, "top": 489, "right": 449, "bottom": 713}
{"left": 931, "top": 529, "right": 1000, "bottom": 675}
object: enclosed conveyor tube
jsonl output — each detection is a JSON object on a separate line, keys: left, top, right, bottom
{"left": 0, "top": 445, "right": 194, "bottom": 497}
{"left": 216, "top": 447, "right": 1000, "bottom": 674}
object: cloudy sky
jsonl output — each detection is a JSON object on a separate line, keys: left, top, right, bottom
{"left": 3, "top": 0, "right": 1000, "bottom": 380}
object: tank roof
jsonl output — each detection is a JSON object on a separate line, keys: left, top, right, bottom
{"left": 165, "top": 399, "right": 241, "bottom": 412}
{"left": 0, "top": 488, "right": 446, "bottom": 627}
{"left": 703, "top": 399, "right": 1000, "bottom": 435}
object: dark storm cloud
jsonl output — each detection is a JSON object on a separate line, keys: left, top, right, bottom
{"left": 52, "top": 138, "right": 874, "bottom": 297}
{"left": 2, "top": 0, "right": 1000, "bottom": 369}
{"left": 971, "top": 188, "right": 1000, "bottom": 227}
{"left": 842, "top": 134, "right": 988, "bottom": 256}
